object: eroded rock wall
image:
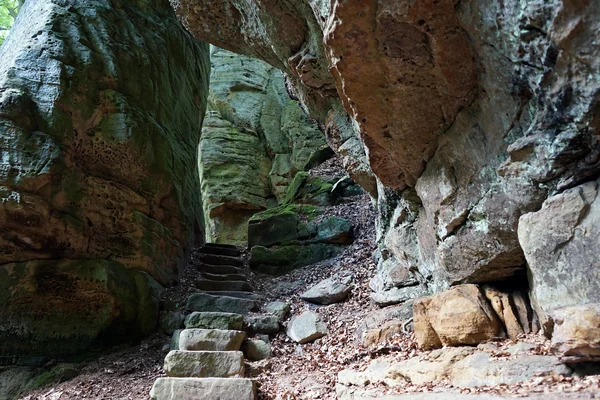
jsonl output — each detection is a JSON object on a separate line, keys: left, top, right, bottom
{"left": 0, "top": 0, "right": 209, "bottom": 362}
{"left": 199, "top": 47, "right": 327, "bottom": 244}
{"left": 174, "top": 0, "right": 599, "bottom": 325}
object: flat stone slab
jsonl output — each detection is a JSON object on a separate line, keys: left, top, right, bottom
{"left": 179, "top": 329, "right": 246, "bottom": 351}
{"left": 186, "top": 293, "right": 259, "bottom": 314}
{"left": 164, "top": 350, "right": 244, "bottom": 378}
{"left": 199, "top": 253, "right": 243, "bottom": 267}
{"left": 198, "top": 263, "right": 244, "bottom": 275}
{"left": 150, "top": 377, "right": 256, "bottom": 400}
{"left": 201, "top": 244, "right": 241, "bottom": 258}
{"left": 201, "top": 272, "right": 248, "bottom": 282}
{"left": 185, "top": 312, "right": 244, "bottom": 330}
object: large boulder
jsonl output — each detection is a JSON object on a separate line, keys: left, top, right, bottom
{"left": 286, "top": 311, "right": 328, "bottom": 344}
{"left": 248, "top": 204, "right": 351, "bottom": 274}
{"left": 414, "top": 285, "right": 503, "bottom": 349}
{"left": 519, "top": 180, "right": 600, "bottom": 328}
{"left": 0, "top": 0, "right": 209, "bottom": 362}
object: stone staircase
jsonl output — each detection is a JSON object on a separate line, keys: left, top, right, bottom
{"left": 150, "top": 243, "right": 258, "bottom": 400}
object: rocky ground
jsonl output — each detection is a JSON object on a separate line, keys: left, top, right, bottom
{"left": 20, "top": 159, "right": 600, "bottom": 399}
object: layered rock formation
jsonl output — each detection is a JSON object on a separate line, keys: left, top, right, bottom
{"left": 198, "top": 47, "right": 327, "bottom": 244}
{"left": 173, "top": 0, "right": 600, "bottom": 333}
{"left": 0, "top": 0, "right": 209, "bottom": 363}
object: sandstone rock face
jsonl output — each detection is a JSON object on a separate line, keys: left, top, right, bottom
{"left": 519, "top": 180, "right": 600, "bottom": 325}
{"left": 0, "top": 260, "right": 163, "bottom": 363}
{"left": 198, "top": 47, "right": 327, "bottom": 244}
{"left": 414, "top": 285, "right": 503, "bottom": 349}
{"left": 338, "top": 345, "right": 570, "bottom": 392}
{"left": 551, "top": 304, "right": 600, "bottom": 358}
{"left": 173, "top": 0, "right": 600, "bottom": 312}
{"left": 0, "top": 0, "right": 209, "bottom": 362}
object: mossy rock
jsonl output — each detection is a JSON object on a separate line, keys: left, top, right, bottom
{"left": 249, "top": 244, "right": 344, "bottom": 275}
{"left": 315, "top": 216, "right": 354, "bottom": 244}
{"left": 283, "top": 171, "right": 338, "bottom": 206}
{"left": 303, "top": 145, "right": 335, "bottom": 171}
{"left": 248, "top": 204, "right": 320, "bottom": 248}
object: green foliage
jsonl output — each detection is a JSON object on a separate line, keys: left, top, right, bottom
{"left": 0, "top": 0, "right": 20, "bottom": 47}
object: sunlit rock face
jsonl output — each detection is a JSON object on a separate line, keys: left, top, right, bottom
{"left": 174, "top": 0, "right": 599, "bottom": 316}
{"left": 0, "top": 0, "right": 209, "bottom": 363}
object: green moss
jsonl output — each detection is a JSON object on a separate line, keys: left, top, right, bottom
{"left": 282, "top": 171, "right": 336, "bottom": 206}
{"left": 249, "top": 243, "right": 344, "bottom": 275}
{"left": 24, "top": 364, "right": 79, "bottom": 391}
{"left": 249, "top": 203, "right": 319, "bottom": 222}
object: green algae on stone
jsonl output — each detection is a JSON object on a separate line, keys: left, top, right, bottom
{"left": 249, "top": 244, "right": 344, "bottom": 275}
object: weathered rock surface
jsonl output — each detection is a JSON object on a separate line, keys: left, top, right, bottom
{"left": 164, "top": 350, "right": 245, "bottom": 378}
{"left": 551, "top": 304, "right": 600, "bottom": 359}
{"left": 338, "top": 346, "right": 570, "bottom": 390}
{"left": 178, "top": 329, "right": 246, "bottom": 351}
{"left": 170, "top": 330, "right": 182, "bottom": 351}
{"left": 0, "top": 260, "right": 162, "bottom": 364}
{"left": 414, "top": 285, "right": 503, "bottom": 349}
{"left": 356, "top": 301, "right": 414, "bottom": 346}
{"left": 198, "top": 47, "right": 328, "bottom": 244}
{"left": 372, "top": 285, "right": 429, "bottom": 308}
{"left": 150, "top": 377, "right": 256, "bottom": 400}
{"left": 286, "top": 311, "right": 328, "bottom": 344}
{"left": 0, "top": 0, "right": 209, "bottom": 362}
{"left": 171, "top": 0, "right": 599, "bottom": 311}
{"left": 245, "top": 339, "right": 272, "bottom": 361}
{"left": 159, "top": 312, "right": 186, "bottom": 335}
{"left": 300, "top": 275, "right": 352, "bottom": 305}
{"left": 250, "top": 243, "right": 344, "bottom": 275}
{"left": 185, "top": 312, "right": 244, "bottom": 331}
{"left": 265, "top": 302, "right": 290, "bottom": 321}
{"left": 519, "top": 180, "right": 600, "bottom": 326}
{"left": 244, "top": 315, "right": 280, "bottom": 334}
{"left": 186, "top": 293, "right": 259, "bottom": 314}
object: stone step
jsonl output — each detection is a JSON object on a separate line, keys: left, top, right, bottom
{"left": 204, "top": 243, "right": 240, "bottom": 250}
{"left": 198, "top": 263, "right": 245, "bottom": 275}
{"left": 150, "top": 377, "right": 256, "bottom": 400}
{"left": 199, "top": 253, "right": 243, "bottom": 267}
{"left": 164, "top": 350, "right": 244, "bottom": 378}
{"left": 185, "top": 312, "right": 244, "bottom": 330}
{"left": 201, "top": 272, "right": 248, "bottom": 282}
{"left": 201, "top": 244, "right": 241, "bottom": 258}
{"left": 179, "top": 329, "right": 246, "bottom": 351}
{"left": 196, "top": 279, "right": 253, "bottom": 292}
{"left": 203, "top": 291, "right": 263, "bottom": 300}
{"left": 186, "top": 293, "right": 259, "bottom": 314}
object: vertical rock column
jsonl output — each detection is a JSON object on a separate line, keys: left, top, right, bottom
{"left": 0, "top": 0, "right": 209, "bottom": 363}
